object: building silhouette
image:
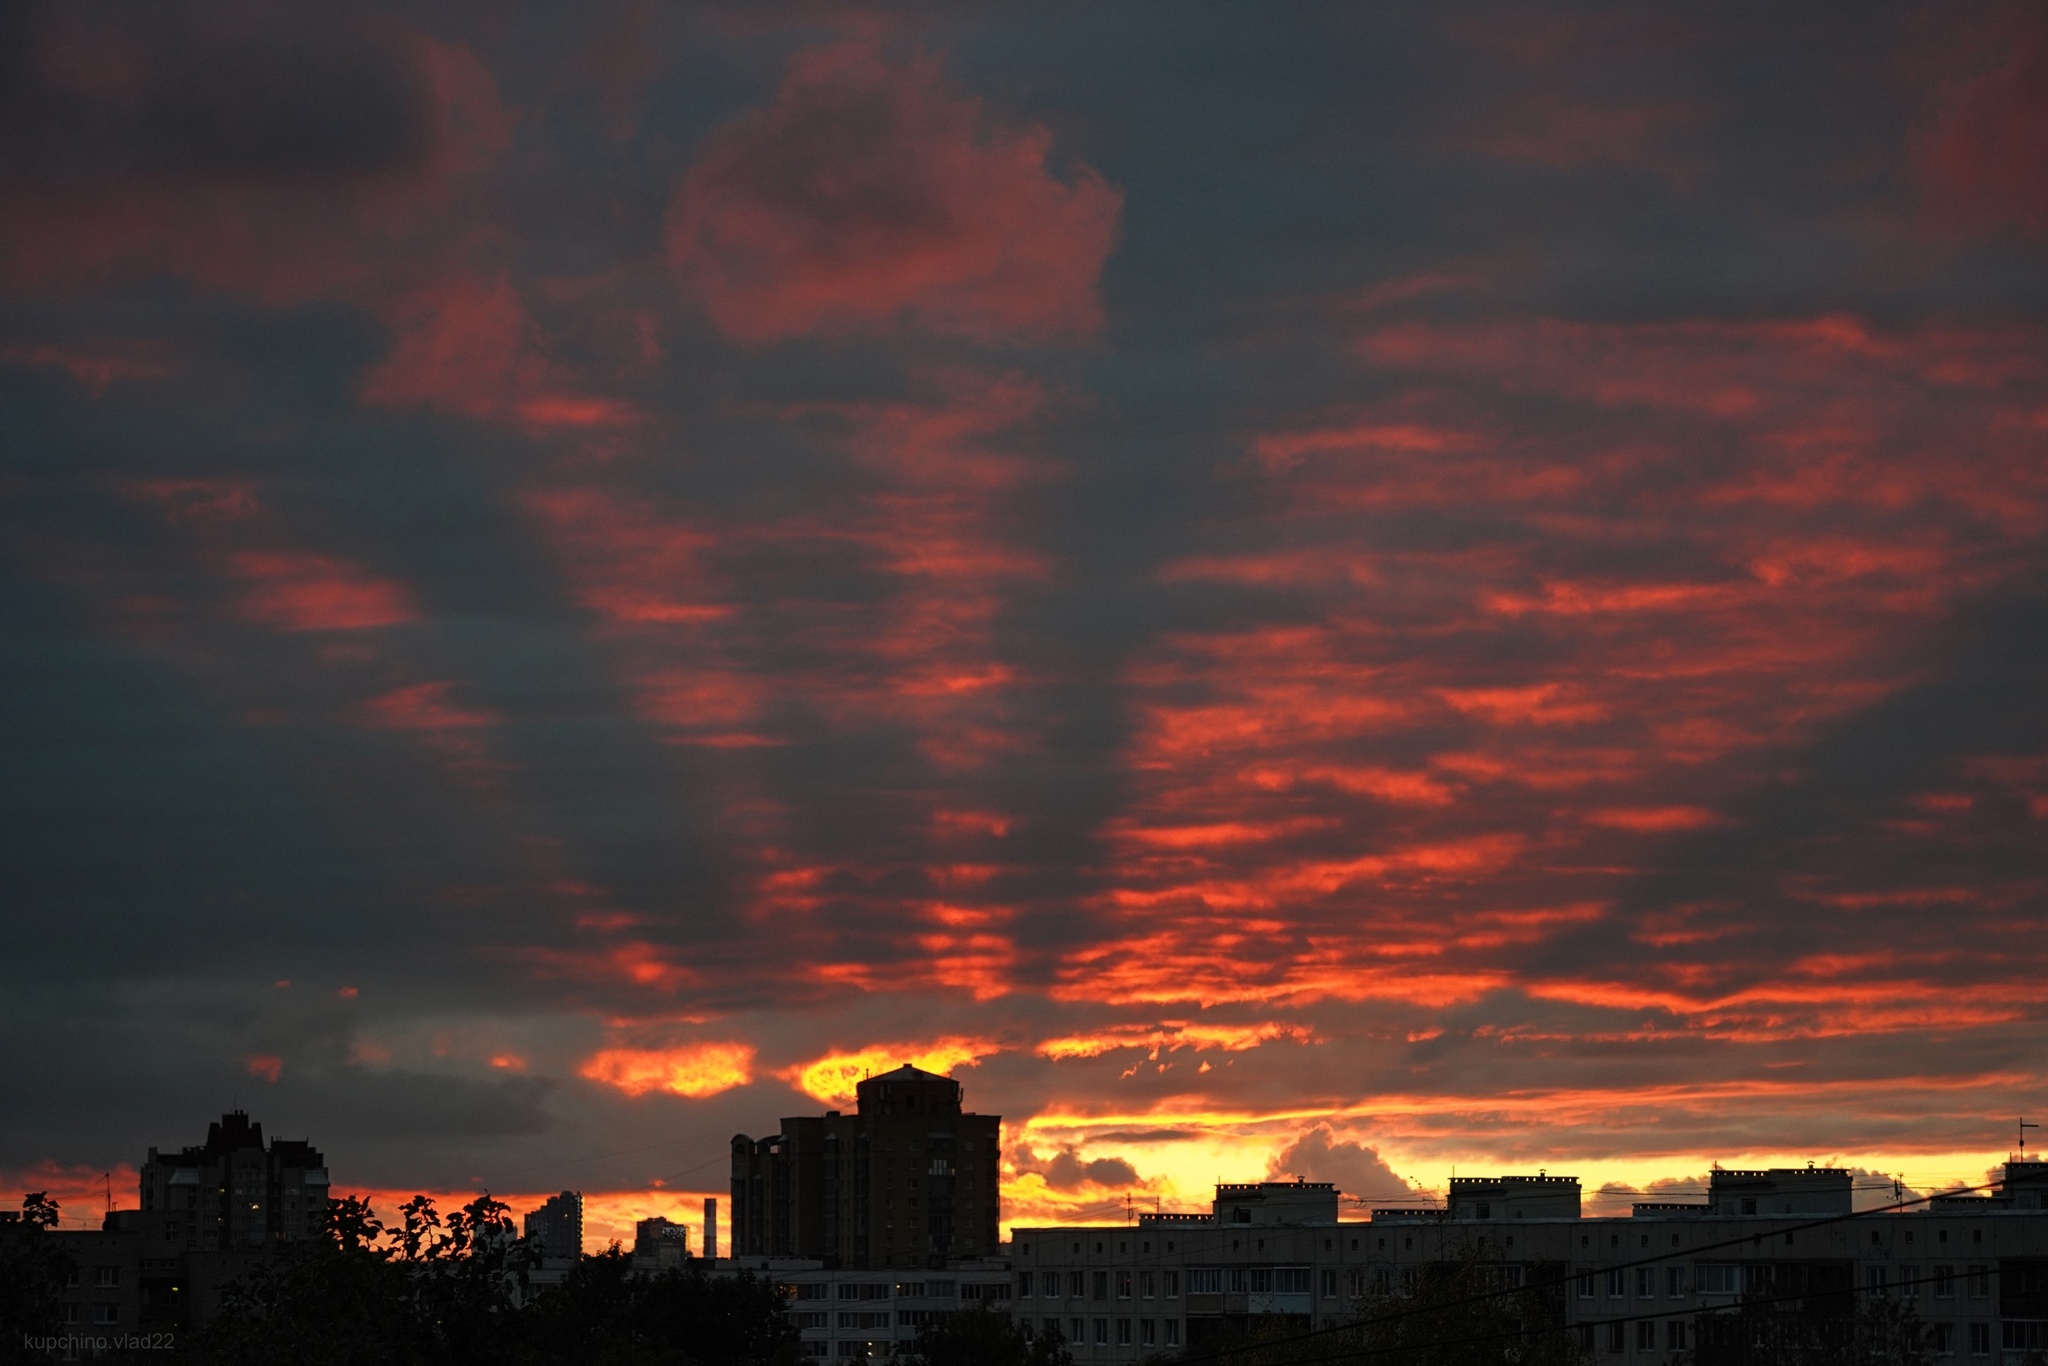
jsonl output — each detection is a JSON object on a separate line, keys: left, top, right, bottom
{"left": 524, "top": 1190, "right": 584, "bottom": 1262}
{"left": 138, "top": 1109, "right": 329, "bottom": 1251}
{"left": 1009, "top": 1160, "right": 2048, "bottom": 1363}
{"left": 730, "top": 1063, "right": 1000, "bottom": 1269}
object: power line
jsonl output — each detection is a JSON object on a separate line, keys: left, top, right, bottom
{"left": 1189, "top": 1265, "right": 1965, "bottom": 1366}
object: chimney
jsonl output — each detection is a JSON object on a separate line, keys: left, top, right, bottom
{"left": 704, "top": 1196, "right": 718, "bottom": 1260}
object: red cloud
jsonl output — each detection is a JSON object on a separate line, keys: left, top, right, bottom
{"left": 228, "top": 552, "right": 416, "bottom": 632}
{"left": 668, "top": 43, "right": 1121, "bottom": 343}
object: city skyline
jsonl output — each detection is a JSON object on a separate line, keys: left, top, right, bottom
{"left": 5, "top": 0, "right": 2048, "bottom": 1264}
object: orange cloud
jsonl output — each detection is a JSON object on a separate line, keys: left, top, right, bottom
{"left": 1037, "top": 1020, "right": 1317, "bottom": 1061}
{"left": 579, "top": 1042, "right": 755, "bottom": 1098}
{"left": 780, "top": 1037, "right": 1000, "bottom": 1108}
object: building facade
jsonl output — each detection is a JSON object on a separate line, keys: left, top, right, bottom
{"left": 525, "top": 1191, "right": 585, "bottom": 1263}
{"left": 634, "top": 1215, "right": 691, "bottom": 1269}
{"left": 1013, "top": 1163, "right": 2048, "bottom": 1365}
{"left": 137, "top": 1109, "right": 328, "bottom": 1252}
{"left": 731, "top": 1064, "right": 1001, "bottom": 1269}
{"left": 725, "top": 1253, "right": 1013, "bottom": 1360}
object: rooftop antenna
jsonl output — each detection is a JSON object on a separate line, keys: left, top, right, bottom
{"left": 103, "top": 1172, "right": 112, "bottom": 1217}
{"left": 2022, "top": 1118, "right": 2038, "bottom": 1161}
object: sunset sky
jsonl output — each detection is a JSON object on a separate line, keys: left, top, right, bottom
{"left": 5, "top": 1, "right": 2047, "bottom": 1249}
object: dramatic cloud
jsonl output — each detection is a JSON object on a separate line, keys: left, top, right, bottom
{"left": 578, "top": 1044, "right": 757, "bottom": 1099}
{"left": 3, "top": 1, "right": 2045, "bottom": 1242}
{"left": 1265, "top": 1129, "right": 1420, "bottom": 1206}
{"left": 667, "top": 42, "right": 1122, "bottom": 342}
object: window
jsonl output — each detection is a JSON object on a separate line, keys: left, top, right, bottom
{"left": 1968, "top": 1323, "right": 1990, "bottom": 1357}
{"left": 1931, "top": 1324, "right": 1953, "bottom": 1356}
{"left": 1667, "top": 1267, "right": 1684, "bottom": 1298}
{"left": 1070, "top": 1319, "right": 1084, "bottom": 1343}
{"left": 795, "top": 1311, "right": 828, "bottom": 1329}
{"left": 1867, "top": 1266, "right": 1888, "bottom": 1297}
{"left": 1093, "top": 1271, "right": 1109, "bottom": 1301}
{"left": 1165, "top": 1320, "right": 1180, "bottom": 1346}
{"left": 1608, "top": 1269, "right": 1626, "bottom": 1297}
{"left": 1188, "top": 1269, "right": 1225, "bottom": 1295}
{"left": 1637, "top": 1321, "right": 1657, "bottom": 1350}
{"left": 1375, "top": 1269, "right": 1393, "bottom": 1297}
{"left": 1666, "top": 1321, "right": 1687, "bottom": 1350}
{"left": 93, "top": 1267, "right": 120, "bottom": 1288}
{"left": 1935, "top": 1266, "right": 1955, "bottom": 1299}
{"left": 1117, "top": 1319, "right": 1132, "bottom": 1346}
{"left": 1164, "top": 1270, "right": 1180, "bottom": 1298}
{"left": 2004, "top": 1323, "right": 2048, "bottom": 1353}
{"left": 1141, "top": 1270, "right": 1155, "bottom": 1299}
{"left": 1901, "top": 1265, "right": 1918, "bottom": 1300}
{"left": 1579, "top": 1273, "right": 1595, "bottom": 1299}
{"left": 1347, "top": 1270, "right": 1366, "bottom": 1297}
{"left": 1142, "top": 1319, "right": 1156, "bottom": 1347}
{"left": 1067, "top": 1271, "right": 1085, "bottom": 1298}
{"left": 837, "top": 1311, "right": 889, "bottom": 1330}
{"left": 1637, "top": 1269, "right": 1656, "bottom": 1298}
{"left": 1117, "top": 1271, "right": 1132, "bottom": 1299}
{"left": 1019, "top": 1272, "right": 1032, "bottom": 1297}
{"left": 1966, "top": 1265, "right": 1988, "bottom": 1299}
{"left": 92, "top": 1304, "right": 120, "bottom": 1326}
{"left": 1094, "top": 1318, "right": 1109, "bottom": 1345}
{"left": 1606, "top": 1322, "right": 1625, "bottom": 1353}
{"left": 62, "top": 1304, "right": 81, "bottom": 1325}
{"left": 1322, "top": 1270, "right": 1338, "bottom": 1298}
{"left": 1578, "top": 1325, "right": 1595, "bottom": 1353}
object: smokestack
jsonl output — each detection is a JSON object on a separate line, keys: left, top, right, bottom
{"left": 704, "top": 1196, "right": 718, "bottom": 1260}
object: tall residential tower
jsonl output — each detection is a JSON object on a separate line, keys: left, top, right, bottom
{"left": 730, "top": 1064, "right": 1000, "bottom": 1269}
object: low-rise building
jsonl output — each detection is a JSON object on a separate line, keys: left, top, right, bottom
{"left": 722, "top": 1253, "right": 1014, "bottom": 1359}
{"left": 1012, "top": 1163, "right": 2048, "bottom": 1365}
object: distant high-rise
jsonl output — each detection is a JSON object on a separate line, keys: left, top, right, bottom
{"left": 524, "top": 1191, "right": 584, "bottom": 1262}
{"left": 730, "top": 1064, "right": 1000, "bottom": 1269}
{"left": 634, "top": 1215, "right": 690, "bottom": 1267}
{"left": 139, "top": 1110, "right": 329, "bottom": 1251}
{"left": 704, "top": 1196, "right": 718, "bottom": 1260}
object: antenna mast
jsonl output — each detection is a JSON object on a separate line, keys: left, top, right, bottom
{"left": 2022, "top": 1117, "right": 2039, "bottom": 1160}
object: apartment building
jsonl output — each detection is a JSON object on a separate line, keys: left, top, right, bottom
{"left": 731, "top": 1064, "right": 1002, "bottom": 1269}
{"left": 138, "top": 1109, "right": 329, "bottom": 1251}
{"left": 525, "top": 1190, "right": 586, "bottom": 1263}
{"left": 726, "top": 1252, "right": 1014, "bottom": 1359}
{"left": 1012, "top": 1163, "right": 2048, "bottom": 1365}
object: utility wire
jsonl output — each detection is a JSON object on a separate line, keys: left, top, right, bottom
{"left": 1188, "top": 1265, "right": 1967, "bottom": 1366}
